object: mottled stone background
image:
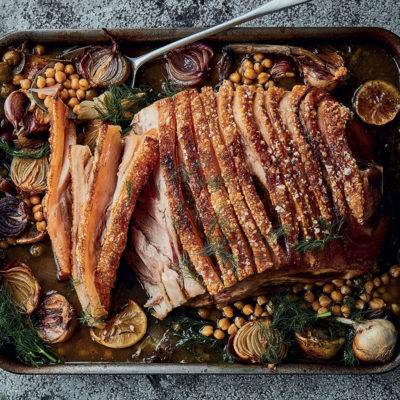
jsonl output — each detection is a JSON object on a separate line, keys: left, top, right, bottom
{"left": 0, "top": 0, "right": 399, "bottom": 399}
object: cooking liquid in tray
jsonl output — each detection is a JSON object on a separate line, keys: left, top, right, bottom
{"left": 4, "top": 42, "right": 400, "bottom": 364}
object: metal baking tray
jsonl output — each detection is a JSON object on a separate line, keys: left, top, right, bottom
{"left": 1, "top": 26, "right": 400, "bottom": 375}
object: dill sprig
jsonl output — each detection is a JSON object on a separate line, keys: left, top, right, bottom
{"left": 293, "top": 219, "right": 344, "bottom": 254}
{"left": 256, "top": 321, "right": 287, "bottom": 364}
{"left": 159, "top": 81, "right": 181, "bottom": 98}
{"left": 175, "top": 253, "right": 204, "bottom": 288}
{"left": 0, "top": 140, "right": 50, "bottom": 160}
{"left": 77, "top": 305, "right": 106, "bottom": 327}
{"left": 0, "top": 287, "right": 57, "bottom": 366}
{"left": 343, "top": 328, "right": 359, "bottom": 367}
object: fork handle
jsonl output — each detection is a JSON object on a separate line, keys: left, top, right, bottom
{"left": 130, "top": 0, "right": 311, "bottom": 70}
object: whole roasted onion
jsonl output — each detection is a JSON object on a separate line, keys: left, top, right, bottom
{"left": 0, "top": 195, "right": 30, "bottom": 237}
{"left": 166, "top": 42, "right": 213, "bottom": 86}
{"left": 4, "top": 90, "right": 28, "bottom": 130}
{"left": 35, "top": 293, "right": 76, "bottom": 344}
{"left": 0, "top": 260, "right": 40, "bottom": 314}
{"left": 78, "top": 29, "right": 131, "bottom": 88}
{"left": 228, "top": 319, "right": 287, "bottom": 364}
{"left": 270, "top": 58, "right": 296, "bottom": 79}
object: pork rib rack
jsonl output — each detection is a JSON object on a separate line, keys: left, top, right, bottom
{"left": 128, "top": 82, "right": 385, "bottom": 319}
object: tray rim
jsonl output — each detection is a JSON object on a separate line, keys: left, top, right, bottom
{"left": 1, "top": 25, "right": 400, "bottom": 375}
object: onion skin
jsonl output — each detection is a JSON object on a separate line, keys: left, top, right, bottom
{"left": 78, "top": 30, "right": 131, "bottom": 88}
{"left": 0, "top": 195, "right": 30, "bottom": 237}
{"left": 0, "top": 260, "right": 40, "bottom": 314}
{"left": 35, "top": 293, "right": 76, "bottom": 344}
{"left": 166, "top": 42, "right": 213, "bottom": 87}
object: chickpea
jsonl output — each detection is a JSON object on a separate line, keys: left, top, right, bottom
{"left": 35, "top": 75, "right": 46, "bottom": 89}
{"left": 330, "top": 290, "right": 342, "bottom": 303}
{"left": 6, "top": 237, "right": 16, "bottom": 246}
{"left": 234, "top": 316, "right": 245, "bottom": 328}
{"left": 242, "top": 77, "right": 253, "bottom": 85}
{"left": 315, "top": 282, "right": 324, "bottom": 287}
{"left": 34, "top": 44, "right": 45, "bottom": 56}
{"left": 242, "top": 304, "right": 254, "bottom": 316}
{"left": 64, "top": 64, "right": 75, "bottom": 75}
{"left": 54, "top": 62, "right": 65, "bottom": 72}
{"left": 72, "top": 105, "right": 82, "bottom": 115}
{"left": 332, "top": 279, "right": 344, "bottom": 288}
{"left": 0, "top": 240, "right": 9, "bottom": 250}
{"left": 85, "top": 88, "right": 98, "bottom": 101}
{"left": 70, "top": 78, "right": 80, "bottom": 90}
{"left": 365, "top": 281, "right": 374, "bottom": 293}
{"left": 318, "top": 307, "right": 328, "bottom": 315}
{"left": 345, "top": 280, "right": 353, "bottom": 287}
{"left": 292, "top": 283, "right": 303, "bottom": 294}
{"left": 254, "top": 304, "right": 263, "bottom": 317}
{"left": 359, "top": 292, "right": 371, "bottom": 302}
{"left": 319, "top": 295, "right": 332, "bottom": 308}
{"left": 331, "top": 304, "right": 341, "bottom": 316}
{"left": 369, "top": 298, "right": 384, "bottom": 310}
{"left": 60, "top": 88, "right": 69, "bottom": 101}
{"left": 63, "top": 79, "right": 71, "bottom": 89}
{"left": 234, "top": 301, "right": 244, "bottom": 311}
{"left": 323, "top": 283, "right": 335, "bottom": 294}
{"left": 32, "top": 204, "right": 42, "bottom": 213}
{"left": 33, "top": 211, "right": 44, "bottom": 222}
{"left": 37, "top": 92, "right": 46, "bottom": 100}
{"left": 390, "top": 265, "right": 400, "bottom": 278}
{"left": 46, "top": 77, "right": 56, "bottom": 86}
{"left": 12, "top": 73, "right": 24, "bottom": 86}
{"left": 373, "top": 277, "right": 381, "bottom": 287}
{"left": 20, "top": 79, "right": 31, "bottom": 90}
{"left": 78, "top": 78, "right": 89, "bottom": 90}
{"left": 304, "top": 290, "right": 315, "bottom": 303}
{"left": 285, "top": 72, "right": 296, "bottom": 78}
{"left": 257, "top": 296, "right": 267, "bottom": 306}
{"left": 311, "top": 300, "right": 320, "bottom": 311}
{"left": 218, "top": 317, "right": 230, "bottom": 331}
{"left": 55, "top": 70, "right": 66, "bottom": 84}
{"left": 381, "top": 273, "right": 390, "bottom": 285}
{"left": 261, "top": 311, "right": 269, "bottom": 317}
{"left": 242, "top": 59, "right": 253, "bottom": 70}
{"left": 257, "top": 72, "right": 269, "bottom": 85}
{"left": 70, "top": 73, "right": 80, "bottom": 80}
{"left": 68, "top": 88, "right": 77, "bottom": 98}
{"left": 253, "top": 62, "right": 263, "bottom": 74}
{"left": 214, "top": 329, "right": 225, "bottom": 340}
{"left": 377, "top": 286, "right": 386, "bottom": 295}
{"left": 30, "top": 195, "right": 41, "bottom": 205}
{"left": 341, "top": 305, "right": 351, "bottom": 317}
{"left": 200, "top": 325, "right": 214, "bottom": 337}
{"left": 227, "top": 323, "right": 238, "bottom": 336}
{"left": 304, "top": 283, "right": 314, "bottom": 290}
{"left": 355, "top": 300, "right": 365, "bottom": 310}
{"left": 253, "top": 53, "right": 264, "bottom": 62}
{"left": 372, "top": 291, "right": 379, "bottom": 298}
{"left": 265, "top": 301, "right": 274, "bottom": 315}
{"left": 36, "top": 220, "right": 46, "bottom": 232}
{"left": 221, "top": 306, "right": 233, "bottom": 319}
{"left": 243, "top": 68, "right": 257, "bottom": 80}
{"left": 68, "top": 97, "right": 79, "bottom": 108}
{"left": 198, "top": 308, "right": 209, "bottom": 319}
{"left": 44, "top": 96, "right": 52, "bottom": 109}
{"left": 391, "top": 303, "right": 400, "bottom": 316}
{"left": 262, "top": 58, "right": 273, "bottom": 69}
{"left": 340, "top": 285, "right": 351, "bottom": 296}
{"left": 23, "top": 198, "right": 31, "bottom": 208}
{"left": 76, "top": 89, "right": 86, "bottom": 100}
{"left": 45, "top": 68, "right": 55, "bottom": 78}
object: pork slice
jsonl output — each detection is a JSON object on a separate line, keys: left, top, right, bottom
{"left": 47, "top": 97, "right": 76, "bottom": 279}
{"left": 75, "top": 123, "right": 123, "bottom": 327}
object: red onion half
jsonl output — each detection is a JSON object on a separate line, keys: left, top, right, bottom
{"left": 0, "top": 195, "right": 30, "bottom": 237}
{"left": 166, "top": 42, "right": 214, "bottom": 87}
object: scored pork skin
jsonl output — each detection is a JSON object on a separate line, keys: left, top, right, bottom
{"left": 47, "top": 97, "right": 76, "bottom": 280}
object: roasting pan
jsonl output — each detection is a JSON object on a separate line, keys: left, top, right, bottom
{"left": 1, "top": 26, "right": 400, "bottom": 375}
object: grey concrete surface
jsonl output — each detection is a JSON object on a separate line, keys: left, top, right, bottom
{"left": 0, "top": 0, "right": 400, "bottom": 399}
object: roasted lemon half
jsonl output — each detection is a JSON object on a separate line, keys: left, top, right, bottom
{"left": 354, "top": 80, "right": 400, "bottom": 126}
{"left": 90, "top": 299, "right": 147, "bottom": 349}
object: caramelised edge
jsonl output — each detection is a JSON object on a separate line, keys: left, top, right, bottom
{"left": 217, "top": 81, "right": 286, "bottom": 267}
{"left": 200, "top": 86, "right": 273, "bottom": 273}
{"left": 317, "top": 94, "right": 366, "bottom": 225}
{"left": 189, "top": 90, "right": 256, "bottom": 281}
{"left": 47, "top": 97, "right": 76, "bottom": 279}
{"left": 265, "top": 86, "right": 320, "bottom": 240}
{"left": 299, "top": 89, "right": 348, "bottom": 219}
{"left": 174, "top": 91, "right": 237, "bottom": 287}
{"left": 158, "top": 97, "right": 224, "bottom": 295}
{"left": 75, "top": 123, "right": 123, "bottom": 327}
{"left": 95, "top": 134, "right": 160, "bottom": 310}
{"left": 232, "top": 85, "right": 299, "bottom": 252}
{"left": 280, "top": 85, "right": 334, "bottom": 225}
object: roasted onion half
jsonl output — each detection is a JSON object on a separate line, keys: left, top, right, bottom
{"left": 228, "top": 319, "right": 287, "bottom": 364}
{"left": 166, "top": 42, "right": 213, "bottom": 87}
{"left": 0, "top": 195, "right": 30, "bottom": 237}
{"left": 78, "top": 29, "right": 131, "bottom": 88}
{"left": 35, "top": 293, "right": 76, "bottom": 344}
{"left": 0, "top": 260, "right": 40, "bottom": 314}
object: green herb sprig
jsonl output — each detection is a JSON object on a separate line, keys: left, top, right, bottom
{"left": 0, "top": 287, "right": 57, "bottom": 367}
{"left": 0, "top": 141, "right": 50, "bottom": 160}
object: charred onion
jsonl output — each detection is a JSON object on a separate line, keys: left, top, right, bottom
{"left": 0, "top": 195, "right": 30, "bottom": 237}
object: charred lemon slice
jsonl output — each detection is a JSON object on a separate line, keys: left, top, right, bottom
{"left": 354, "top": 80, "right": 400, "bottom": 126}
{"left": 90, "top": 300, "right": 147, "bottom": 349}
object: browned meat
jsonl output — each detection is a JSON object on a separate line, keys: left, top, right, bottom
{"left": 47, "top": 97, "right": 76, "bottom": 280}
